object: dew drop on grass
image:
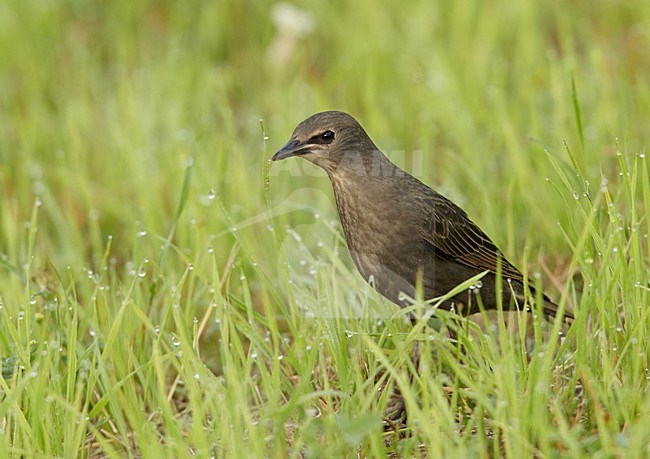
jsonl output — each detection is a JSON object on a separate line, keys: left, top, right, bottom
{"left": 136, "top": 229, "right": 147, "bottom": 238}
{"left": 314, "top": 212, "right": 320, "bottom": 219}
{"left": 208, "top": 189, "right": 216, "bottom": 200}
{"left": 251, "top": 353, "right": 258, "bottom": 359}
{"left": 194, "top": 373, "right": 200, "bottom": 380}
{"left": 188, "top": 264, "right": 194, "bottom": 271}
{"left": 345, "top": 330, "right": 354, "bottom": 338}
{"left": 154, "top": 325, "right": 160, "bottom": 334}
{"left": 572, "top": 191, "right": 579, "bottom": 200}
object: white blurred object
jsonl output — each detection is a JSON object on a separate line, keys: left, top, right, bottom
{"left": 268, "top": 3, "right": 315, "bottom": 67}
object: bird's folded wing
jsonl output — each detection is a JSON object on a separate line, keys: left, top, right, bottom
{"left": 420, "top": 195, "right": 525, "bottom": 282}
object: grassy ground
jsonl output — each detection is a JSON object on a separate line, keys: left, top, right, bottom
{"left": 1, "top": 0, "right": 649, "bottom": 457}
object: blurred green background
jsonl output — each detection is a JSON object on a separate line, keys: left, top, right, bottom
{"left": 2, "top": 0, "right": 647, "bottom": 271}
{"left": 1, "top": 0, "right": 649, "bottom": 456}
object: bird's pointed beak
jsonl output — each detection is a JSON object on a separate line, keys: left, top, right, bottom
{"left": 272, "top": 139, "right": 305, "bottom": 161}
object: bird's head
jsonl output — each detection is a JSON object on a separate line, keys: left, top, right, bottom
{"left": 272, "top": 111, "right": 384, "bottom": 175}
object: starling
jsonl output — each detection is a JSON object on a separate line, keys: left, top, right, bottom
{"left": 272, "top": 111, "right": 572, "bottom": 321}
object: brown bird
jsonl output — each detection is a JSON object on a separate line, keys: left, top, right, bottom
{"left": 272, "top": 111, "right": 572, "bottom": 321}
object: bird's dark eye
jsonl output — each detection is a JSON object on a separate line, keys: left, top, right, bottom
{"left": 308, "top": 130, "right": 335, "bottom": 145}
{"left": 320, "top": 130, "right": 334, "bottom": 143}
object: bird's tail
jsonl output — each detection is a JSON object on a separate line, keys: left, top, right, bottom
{"left": 542, "top": 296, "right": 574, "bottom": 324}
{"left": 515, "top": 286, "right": 574, "bottom": 324}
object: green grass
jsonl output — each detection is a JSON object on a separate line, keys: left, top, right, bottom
{"left": 1, "top": 0, "right": 649, "bottom": 457}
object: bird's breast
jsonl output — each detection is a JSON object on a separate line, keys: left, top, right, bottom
{"left": 330, "top": 177, "right": 424, "bottom": 277}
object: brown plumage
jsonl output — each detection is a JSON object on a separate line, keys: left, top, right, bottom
{"left": 273, "top": 111, "right": 572, "bottom": 321}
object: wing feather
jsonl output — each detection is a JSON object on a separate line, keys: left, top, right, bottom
{"left": 420, "top": 194, "right": 525, "bottom": 282}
